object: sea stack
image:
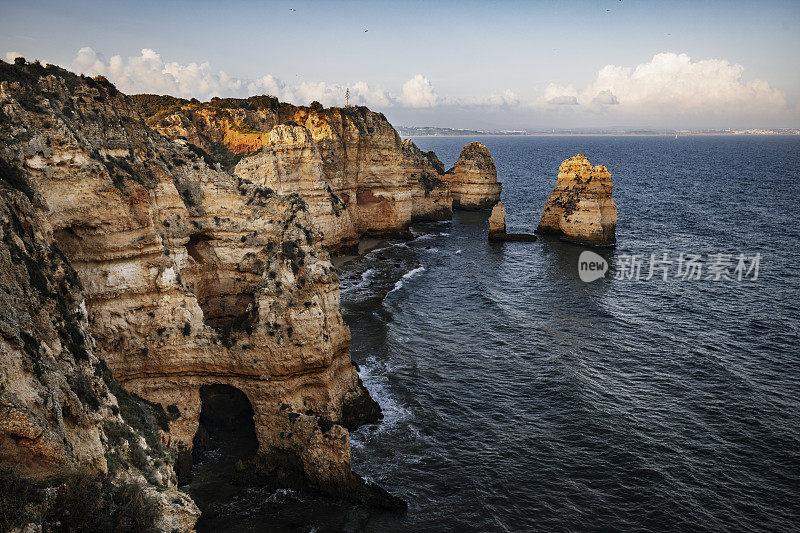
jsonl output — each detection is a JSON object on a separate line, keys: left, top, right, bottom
{"left": 443, "top": 142, "right": 502, "bottom": 209}
{"left": 488, "top": 201, "right": 537, "bottom": 242}
{"left": 488, "top": 201, "right": 507, "bottom": 237}
{"left": 536, "top": 154, "right": 617, "bottom": 245}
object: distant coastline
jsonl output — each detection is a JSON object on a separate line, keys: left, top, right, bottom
{"left": 398, "top": 126, "right": 800, "bottom": 137}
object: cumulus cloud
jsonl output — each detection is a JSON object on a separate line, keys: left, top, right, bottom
{"left": 72, "top": 47, "right": 244, "bottom": 99}
{"left": 5, "top": 51, "right": 23, "bottom": 62}
{"left": 548, "top": 95, "right": 579, "bottom": 105}
{"left": 592, "top": 90, "right": 619, "bottom": 105}
{"left": 540, "top": 53, "right": 786, "bottom": 117}
{"left": 399, "top": 74, "right": 438, "bottom": 108}
{"left": 59, "top": 47, "right": 787, "bottom": 124}
{"left": 68, "top": 47, "right": 449, "bottom": 110}
{"left": 465, "top": 89, "right": 520, "bottom": 107}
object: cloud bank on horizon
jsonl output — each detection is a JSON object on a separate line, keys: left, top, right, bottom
{"left": 5, "top": 47, "right": 791, "bottom": 128}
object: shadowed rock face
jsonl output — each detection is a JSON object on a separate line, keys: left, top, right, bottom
{"left": 536, "top": 154, "right": 617, "bottom": 245}
{"left": 131, "top": 96, "right": 454, "bottom": 253}
{"left": 402, "top": 139, "right": 452, "bottom": 222}
{"left": 1, "top": 60, "right": 401, "bottom": 516}
{"left": 442, "top": 142, "right": 502, "bottom": 210}
{"left": 0, "top": 156, "right": 199, "bottom": 529}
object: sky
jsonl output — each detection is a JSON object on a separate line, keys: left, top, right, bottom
{"left": 2, "top": 0, "right": 799, "bottom": 130}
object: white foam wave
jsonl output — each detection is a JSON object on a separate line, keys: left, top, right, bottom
{"left": 341, "top": 267, "right": 376, "bottom": 294}
{"left": 414, "top": 231, "right": 451, "bottom": 242}
{"left": 388, "top": 266, "right": 426, "bottom": 294}
{"left": 350, "top": 357, "right": 412, "bottom": 447}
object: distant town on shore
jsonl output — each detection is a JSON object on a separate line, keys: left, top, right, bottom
{"left": 398, "top": 126, "right": 800, "bottom": 137}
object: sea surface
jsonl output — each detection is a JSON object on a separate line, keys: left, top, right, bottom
{"left": 195, "top": 136, "right": 800, "bottom": 532}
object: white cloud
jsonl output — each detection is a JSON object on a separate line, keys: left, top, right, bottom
{"left": 60, "top": 47, "right": 789, "bottom": 125}
{"left": 592, "top": 90, "right": 618, "bottom": 105}
{"left": 5, "top": 51, "right": 23, "bottom": 62}
{"left": 399, "top": 74, "right": 438, "bottom": 108}
{"left": 540, "top": 52, "right": 786, "bottom": 117}
{"left": 465, "top": 89, "right": 520, "bottom": 107}
{"left": 548, "top": 95, "right": 579, "bottom": 105}
{"left": 71, "top": 47, "right": 244, "bottom": 99}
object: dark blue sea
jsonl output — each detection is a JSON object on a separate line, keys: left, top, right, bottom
{"left": 202, "top": 136, "right": 800, "bottom": 532}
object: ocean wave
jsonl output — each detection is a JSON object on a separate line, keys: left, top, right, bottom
{"left": 414, "top": 232, "right": 451, "bottom": 242}
{"left": 350, "top": 357, "right": 412, "bottom": 447}
{"left": 388, "top": 266, "right": 426, "bottom": 294}
{"left": 340, "top": 267, "right": 376, "bottom": 294}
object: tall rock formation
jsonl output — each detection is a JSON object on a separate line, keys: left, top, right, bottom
{"left": 536, "top": 154, "right": 617, "bottom": 245}
{"left": 488, "top": 201, "right": 507, "bottom": 238}
{"left": 401, "top": 139, "right": 452, "bottom": 221}
{"left": 443, "top": 142, "right": 502, "bottom": 210}
{"left": 131, "top": 96, "right": 456, "bottom": 252}
{"left": 0, "top": 59, "right": 401, "bottom": 523}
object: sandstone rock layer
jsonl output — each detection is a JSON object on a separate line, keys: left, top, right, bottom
{"left": 1, "top": 60, "right": 400, "bottom": 519}
{"left": 443, "top": 142, "right": 502, "bottom": 210}
{"left": 132, "top": 96, "right": 458, "bottom": 253}
{"left": 536, "top": 154, "right": 617, "bottom": 245}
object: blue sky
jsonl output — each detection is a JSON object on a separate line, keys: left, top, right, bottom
{"left": 3, "top": 0, "right": 799, "bottom": 129}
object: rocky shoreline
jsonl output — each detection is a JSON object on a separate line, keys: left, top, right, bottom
{"left": 0, "top": 58, "right": 614, "bottom": 531}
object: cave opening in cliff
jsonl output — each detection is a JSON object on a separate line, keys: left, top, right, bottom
{"left": 193, "top": 384, "right": 258, "bottom": 464}
{"left": 183, "top": 234, "right": 256, "bottom": 331}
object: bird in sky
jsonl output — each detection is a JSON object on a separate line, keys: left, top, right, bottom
{"left": 289, "top": 8, "right": 296, "bottom": 12}
{"left": 364, "top": 29, "right": 369, "bottom": 32}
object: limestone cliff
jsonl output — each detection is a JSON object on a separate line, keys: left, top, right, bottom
{"left": 0, "top": 154, "right": 197, "bottom": 530}
{"left": 443, "top": 142, "right": 502, "bottom": 210}
{"left": 131, "top": 95, "right": 455, "bottom": 252}
{"left": 0, "top": 58, "right": 401, "bottom": 524}
{"left": 402, "top": 139, "right": 452, "bottom": 221}
{"left": 536, "top": 154, "right": 617, "bottom": 245}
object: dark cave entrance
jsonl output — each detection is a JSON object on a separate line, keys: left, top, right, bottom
{"left": 192, "top": 384, "right": 258, "bottom": 464}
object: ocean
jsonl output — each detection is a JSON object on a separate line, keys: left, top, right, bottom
{"left": 197, "top": 135, "right": 800, "bottom": 532}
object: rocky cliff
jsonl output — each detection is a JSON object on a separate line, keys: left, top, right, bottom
{"left": 131, "top": 95, "right": 456, "bottom": 253}
{"left": 1, "top": 144, "right": 197, "bottom": 529}
{"left": 401, "top": 139, "right": 452, "bottom": 221}
{"left": 536, "top": 154, "right": 617, "bottom": 245}
{"left": 0, "top": 58, "right": 401, "bottom": 527}
{"left": 443, "top": 142, "right": 502, "bottom": 210}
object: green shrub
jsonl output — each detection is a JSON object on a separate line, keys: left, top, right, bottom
{"left": 0, "top": 467, "right": 41, "bottom": 532}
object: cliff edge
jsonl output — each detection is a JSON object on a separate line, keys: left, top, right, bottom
{"left": 0, "top": 58, "right": 402, "bottom": 528}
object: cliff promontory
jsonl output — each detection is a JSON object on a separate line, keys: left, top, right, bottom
{"left": 536, "top": 154, "right": 617, "bottom": 245}
{"left": 131, "top": 95, "right": 459, "bottom": 252}
{"left": 0, "top": 58, "right": 401, "bottom": 528}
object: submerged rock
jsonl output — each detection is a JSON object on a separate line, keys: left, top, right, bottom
{"left": 536, "top": 154, "right": 617, "bottom": 245}
{"left": 443, "top": 142, "right": 502, "bottom": 210}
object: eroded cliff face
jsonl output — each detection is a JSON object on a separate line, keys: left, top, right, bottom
{"left": 536, "top": 154, "right": 617, "bottom": 245}
{"left": 0, "top": 155, "right": 198, "bottom": 530}
{"left": 443, "top": 142, "right": 502, "bottom": 210}
{"left": 0, "top": 60, "right": 399, "bottom": 518}
{"left": 131, "top": 96, "right": 455, "bottom": 252}
{"left": 402, "top": 139, "right": 452, "bottom": 222}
